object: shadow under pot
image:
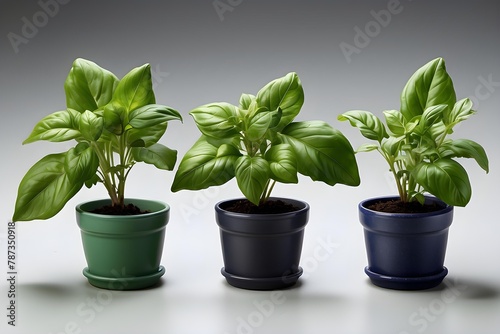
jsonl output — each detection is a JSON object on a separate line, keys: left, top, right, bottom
{"left": 359, "top": 196, "right": 453, "bottom": 290}
{"left": 215, "top": 198, "right": 309, "bottom": 290}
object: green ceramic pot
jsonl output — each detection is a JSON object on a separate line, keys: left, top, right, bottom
{"left": 76, "top": 199, "right": 169, "bottom": 290}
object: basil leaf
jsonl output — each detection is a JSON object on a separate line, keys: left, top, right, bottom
{"left": 256, "top": 72, "right": 304, "bottom": 131}
{"left": 383, "top": 109, "right": 406, "bottom": 136}
{"left": 190, "top": 103, "right": 240, "bottom": 139}
{"left": 246, "top": 110, "right": 272, "bottom": 141}
{"left": 79, "top": 110, "right": 103, "bottom": 141}
{"left": 132, "top": 143, "right": 178, "bottom": 171}
{"left": 440, "top": 139, "right": 489, "bottom": 173}
{"left": 265, "top": 144, "right": 298, "bottom": 183}
{"left": 444, "top": 98, "right": 475, "bottom": 127}
{"left": 13, "top": 153, "right": 83, "bottom": 221}
{"left": 64, "top": 142, "right": 99, "bottom": 183}
{"left": 280, "top": 121, "right": 360, "bottom": 187}
{"left": 415, "top": 104, "right": 446, "bottom": 135}
{"left": 23, "top": 109, "right": 81, "bottom": 144}
{"left": 400, "top": 57, "right": 456, "bottom": 120}
{"left": 239, "top": 93, "right": 255, "bottom": 110}
{"left": 129, "top": 104, "right": 182, "bottom": 129}
{"left": 413, "top": 159, "right": 471, "bottom": 207}
{"left": 171, "top": 137, "right": 241, "bottom": 192}
{"left": 127, "top": 121, "right": 167, "bottom": 147}
{"left": 64, "top": 58, "right": 118, "bottom": 112}
{"left": 338, "top": 110, "right": 388, "bottom": 142}
{"left": 112, "top": 63, "right": 155, "bottom": 113}
{"left": 235, "top": 155, "right": 270, "bottom": 206}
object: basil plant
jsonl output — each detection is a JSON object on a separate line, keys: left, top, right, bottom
{"left": 13, "top": 58, "right": 182, "bottom": 221}
{"left": 339, "top": 58, "right": 489, "bottom": 207}
{"left": 171, "top": 72, "right": 360, "bottom": 205}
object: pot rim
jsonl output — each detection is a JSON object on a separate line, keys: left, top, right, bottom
{"left": 76, "top": 198, "right": 170, "bottom": 218}
{"left": 359, "top": 195, "right": 453, "bottom": 218}
{"left": 215, "top": 197, "right": 310, "bottom": 235}
{"left": 76, "top": 198, "right": 170, "bottom": 234}
{"left": 215, "top": 197, "right": 310, "bottom": 219}
{"left": 358, "top": 196, "right": 453, "bottom": 234}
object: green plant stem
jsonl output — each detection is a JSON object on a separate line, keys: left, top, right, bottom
{"left": 260, "top": 179, "right": 276, "bottom": 204}
{"left": 91, "top": 142, "right": 120, "bottom": 205}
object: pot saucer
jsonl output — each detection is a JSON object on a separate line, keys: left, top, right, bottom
{"left": 83, "top": 266, "right": 165, "bottom": 290}
{"left": 364, "top": 266, "right": 448, "bottom": 290}
{"left": 221, "top": 267, "right": 303, "bottom": 290}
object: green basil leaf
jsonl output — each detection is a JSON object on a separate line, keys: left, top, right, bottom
{"left": 383, "top": 109, "right": 406, "bottom": 136}
{"left": 357, "top": 143, "right": 380, "bottom": 153}
{"left": 79, "top": 110, "right": 103, "bottom": 141}
{"left": 413, "top": 159, "right": 471, "bottom": 207}
{"left": 381, "top": 136, "right": 404, "bottom": 156}
{"left": 103, "top": 102, "right": 127, "bottom": 135}
{"left": 239, "top": 93, "right": 255, "bottom": 110}
{"left": 444, "top": 98, "right": 474, "bottom": 127}
{"left": 265, "top": 144, "right": 298, "bottom": 183}
{"left": 64, "top": 142, "right": 99, "bottom": 183}
{"left": 64, "top": 58, "right": 119, "bottom": 112}
{"left": 256, "top": 72, "right": 304, "bottom": 131}
{"left": 127, "top": 122, "right": 167, "bottom": 147}
{"left": 129, "top": 104, "right": 182, "bottom": 129}
{"left": 171, "top": 137, "right": 241, "bottom": 192}
{"left": 132, "top": 143, "right": 178, "bottom": 171}
{"left": 280, "top": 121, "right": 360, "bottom": 187}
{"left": 338, "top": 110, "right": 388, "bottom": 142}
{"left": 190, "top": 103, "right": 240, "bottom": 138}
{"left": 246, "top": 111, "right": 272, "bottom": 141}
{"left": 112, "top": 63, "right": 155, "bottom": 113}
{"left": 13, "top": 153, "right": 83, "bottom": 221}
{"left": 439, "top": 139, "right": 489, "bottom": 173}
{"left": 269, "top": 107, "right": 283, "bottom": 130}
{"left": 84, "top": 174, "right": 100, "bottom": 188}
{"left": 415, "top": 104, "right": 446, "bottom": 135}
{"left": 23, "top": 110, "right": 81, "bottom": 144}
{"left": 235, "top": 155, "right": 270, "bottom": 206}
{"left": 400, "top": 57, "right": 456, "bottom": 120}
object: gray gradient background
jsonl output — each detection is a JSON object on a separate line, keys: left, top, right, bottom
{"left": 1, "top": 1, "right": 499, "bottom": 333}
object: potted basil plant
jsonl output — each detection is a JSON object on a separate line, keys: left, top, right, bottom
{"left": 171, "top": 72, "right": 360, "bottom": 290}
{"left": 13, "top": 58, "right": 182, "bottom": 290}
{"left": 338, "top": 57, "right": 489, "bottom": 290}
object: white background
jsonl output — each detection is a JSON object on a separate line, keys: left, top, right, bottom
{"left": 1, "top": 1, "right": 499, "bottom": 333}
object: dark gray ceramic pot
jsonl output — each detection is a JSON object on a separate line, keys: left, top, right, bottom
{"left": 215, "top": 197, "right": 309, "bottom": 290}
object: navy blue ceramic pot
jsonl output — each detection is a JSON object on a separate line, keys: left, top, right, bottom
{"left": 359, "top": 196, "right": 453, "bottom": 290}
{"left": 215, "top": 197, "right": 309, "bottom": 290}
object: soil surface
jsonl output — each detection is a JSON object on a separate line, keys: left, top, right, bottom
{"left": 222, "top": 199, "right": 300, "bottom": 214}
{"left": 90, "top": 203, "right": 151, "bottom": 215}
{"left": 367, "top": 199, "right": 443, "bottom": 213}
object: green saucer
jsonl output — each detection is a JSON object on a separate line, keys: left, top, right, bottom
{"left": 83, "top": 266, "right": 165, "bottom": 290}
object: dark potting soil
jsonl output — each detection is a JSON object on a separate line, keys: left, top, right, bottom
{"left": 222, "top": 199, "right": 300, "bottom": 214}
{"left": 90, "top": 203, "right": 151, "bottom": 215}
{"left": 367, "top": 199, "right": 443, "bottom": 214}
